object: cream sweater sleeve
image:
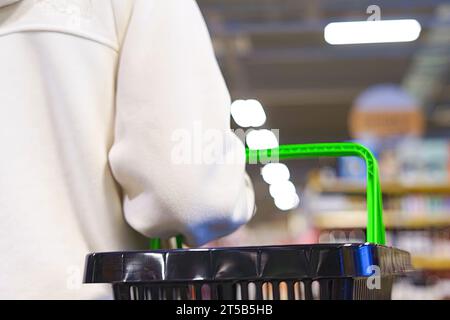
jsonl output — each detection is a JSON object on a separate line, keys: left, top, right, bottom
{"left": 109, "top": 0, "right": 255, "bottom": 246}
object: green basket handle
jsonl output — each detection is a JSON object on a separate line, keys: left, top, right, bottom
{"left": 247, "top": 142, "right": 386, "bottom": 245}
{"left": 150, "top": 142, "right": 386, "bottom": 248}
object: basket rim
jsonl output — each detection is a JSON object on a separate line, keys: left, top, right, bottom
{"left": 84, "top": 243, "right": 413, "bottom": 284}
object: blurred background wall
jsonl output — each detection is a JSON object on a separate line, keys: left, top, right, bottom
{"left": 197, "top": 0, "right": 450, "bottom": 299}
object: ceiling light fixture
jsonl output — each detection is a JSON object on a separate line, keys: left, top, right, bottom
{"left": 324, "top": 19, "right": 421, "bottom": 45}
{"left": 231, "top": 99, "right": 267, "bottom": 128}
{"left": 261, "top": 163, "right": 290, "bottom": 185}
{"left": 246, "top": 129, "right": 279, "bottom": 150}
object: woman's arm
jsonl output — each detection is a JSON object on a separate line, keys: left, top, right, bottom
{"left": 109, "top": 0, "right": 255, "bottom": 246}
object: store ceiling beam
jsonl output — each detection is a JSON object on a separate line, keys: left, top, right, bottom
{"left": 199, "top": 0, "right": 450, "bottom": 16}
{"left": 208, "top": 15, "right": 440, "bottom": 36}
{"left": 231, "top": 87, "right": 363, "bottom": 106}
{"left": 228, "top": 46, "right": 418, "bottom": 63}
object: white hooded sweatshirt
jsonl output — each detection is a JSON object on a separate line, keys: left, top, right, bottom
{"left": 0, "top": 0, "right": 254, "bottom": 299}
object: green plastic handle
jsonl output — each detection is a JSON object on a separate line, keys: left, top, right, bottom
{"left": 150, "top": 142, "right": 386, "bottom": 248}
{"left": 247, "top": 142, "right": 386, "bottom": 245}
{"left": 149, "top": 235, "right": 184, "bottom": 250}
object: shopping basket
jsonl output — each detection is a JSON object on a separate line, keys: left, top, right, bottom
{"left": 84, "top": 142, "right": 413, "bottom": 300}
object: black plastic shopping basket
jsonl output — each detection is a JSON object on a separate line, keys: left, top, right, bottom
{"left": 84, "top": 143, "right": 413, "bottom": 300}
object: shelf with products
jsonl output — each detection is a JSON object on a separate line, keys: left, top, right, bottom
{"left": 313, "top": 211, "right": 450, "bottom": 230}
{"left": 412, "top": 256, "right": 450, "bottom": 271}
{"left": 305, "top": 172, "right": 450, "bottom": 272}
{"left": 305, "top": 171, "right": 450, "bottom": 231}
{"left": 307, "top": 173, "right": 450, "bottom": 195}
{"left": 313, "top": 217, "right": 450, "bottom": 272}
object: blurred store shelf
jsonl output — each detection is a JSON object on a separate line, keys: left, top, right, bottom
{"left": 309, "top": 178, "right": 450, "bottom": 195}
{"left": 313, "top": 211, "right": 450, "bottom": 230}
{"left": 313, "top": 211, "right": 450, "bottom": 272}
{"left": 413, "top": 256, "right": 450, "bottom": 271}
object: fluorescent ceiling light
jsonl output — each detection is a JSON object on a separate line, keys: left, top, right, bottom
{"left": 231, "top": 99, "right": 267, "bottom": 128}
{"left": 324, "top": 19, "right": 421, "bottom": 45}
{"left": 261, "top": 163, "right": 290, "bottom": 185}
{"left": 246, "top": 129, "right": 279, "bottom": 150}
{"left": 269, "top": 181, "right": 296, "bottom": 199}
{"left": 274, "top": 192, "right": 300, "bottom": 211}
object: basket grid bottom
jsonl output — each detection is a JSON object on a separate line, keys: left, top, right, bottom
{"left": 113, "top": 277, "right": 393, "bottom": 300}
